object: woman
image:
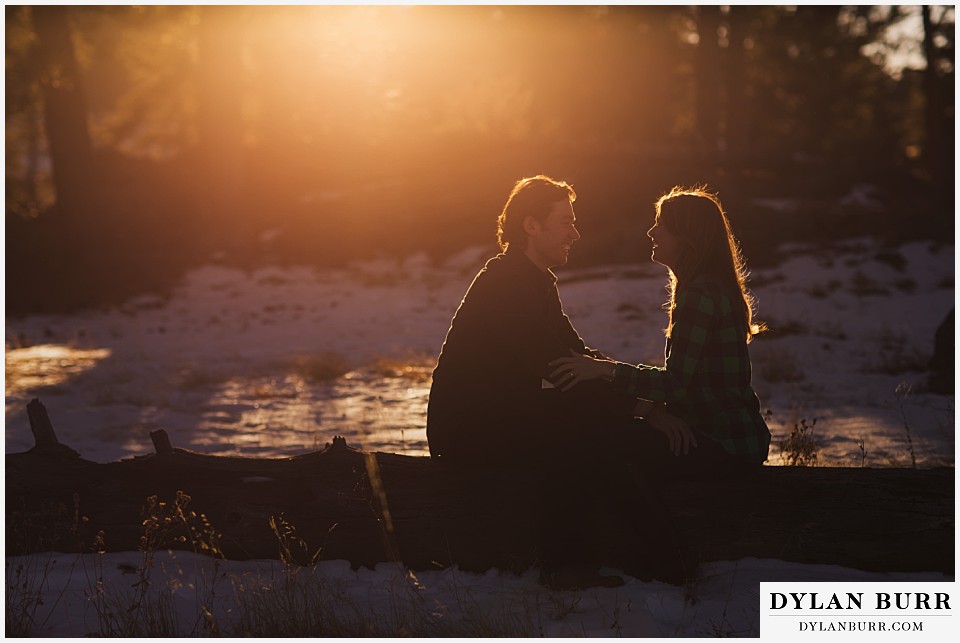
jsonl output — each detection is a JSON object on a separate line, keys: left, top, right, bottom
{"left": 548, "top": 185, "right": 771, "bottom": 474}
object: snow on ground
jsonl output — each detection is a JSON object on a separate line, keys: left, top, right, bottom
{"left": 6, "top": 551, "right": 952, "bottom": 638}
{"left": 4, "top": 237, "right": 956, "bottom": 637}
{"left": 5, "top": 237, "right": 955, "bottom": 466}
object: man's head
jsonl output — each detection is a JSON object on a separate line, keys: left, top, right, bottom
{"left": 496, "top": 175, "right": 577, "bottom": 252}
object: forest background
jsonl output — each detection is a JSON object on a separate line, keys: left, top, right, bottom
{"left": 4, "top": 5, "right": 955, "bottom": 316}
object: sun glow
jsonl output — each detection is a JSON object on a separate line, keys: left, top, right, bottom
{"left": 186, "top": 362, "right": 432, "bottom": 458}
{"left": 5, "top": 344, "right": 112, "bottom": 410}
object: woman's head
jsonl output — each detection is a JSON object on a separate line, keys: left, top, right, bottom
{"left": 650, "top": 187, "right": 737, "bottom": 279}
{"left": 650, "top": 185, "right": 763, "bottom": 342}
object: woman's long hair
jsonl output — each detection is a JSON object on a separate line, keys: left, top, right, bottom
{"left": 655, "top": 185, "right": 764, "bottom": 343}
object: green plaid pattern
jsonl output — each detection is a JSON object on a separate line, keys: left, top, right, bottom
{"left": 612, "top": 278, "right": 771, "bottom": 464}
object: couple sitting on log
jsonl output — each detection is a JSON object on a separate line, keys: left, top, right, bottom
{"left": 426, "top": 175, "right": 772, "bottom": 590}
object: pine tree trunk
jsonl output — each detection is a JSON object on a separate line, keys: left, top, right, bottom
{"left": 30, "top": 6, "right": 94, "bottom": 213}
{"left": 724, "top": 5, "right": 749, "bottom": 173}
{"left": 695, "top": 6, "right": 722, "bottom": 167}
{"left": 921, "top": 5, "right": 948, "bottom": 193}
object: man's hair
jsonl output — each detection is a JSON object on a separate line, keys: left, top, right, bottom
{"left": 496, "top": 175, "right": 576, "bottom": 251}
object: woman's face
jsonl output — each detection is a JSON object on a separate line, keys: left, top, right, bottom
{"left": 646, "top": 219, "right": 683, "bottom": 270}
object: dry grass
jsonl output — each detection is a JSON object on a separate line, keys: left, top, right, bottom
{"left": 5, "top": 554, "right": 62, "bottom": 637}
{"left": 368, "top": 353, "right": 435, "bottom": 383}
{"left": 6, "top": 490, "right": 541, "bottom": 637}
{"left": 777, "top": 418, "right": 821, "bottom": 466}
{"left": 228, "top": 564, "right": 537, "bottom": 637}
{"left": 290, "top": 352, "right": 351, "bottom": 384}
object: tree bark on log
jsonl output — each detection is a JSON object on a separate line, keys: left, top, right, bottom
{"left": 5, "top": 401, "right": 954, "bottom": 577}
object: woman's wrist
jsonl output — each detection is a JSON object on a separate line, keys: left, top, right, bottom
{"left": 604, "top": 361, "right": 617, "bottom": 381}
{"left": 633, "top": 399, "right": 655, "bottom": 417}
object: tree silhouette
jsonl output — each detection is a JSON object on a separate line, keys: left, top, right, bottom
{"left": 921, "top": 5, "right": 954, "bottom": 194}
{"left": 695, "top": 5, "right": 722, "bottom": 166}
{"left": 3, "top": 5, "right": 954, "bottom": 314}
{"left": 30, "top": 6, "right": 94, "bottom": 213}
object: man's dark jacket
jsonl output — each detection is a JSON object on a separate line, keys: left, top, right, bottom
{"left": 427, "top": 247, "right": 634, "bottom": 466}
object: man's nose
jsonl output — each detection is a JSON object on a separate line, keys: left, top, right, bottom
{"left": 571, "top": 226, "right": 581, "bottom": 241}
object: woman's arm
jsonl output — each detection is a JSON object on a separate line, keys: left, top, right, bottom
{"left": 612, "top": 285, "right": 715, "bottom": 403}
{"left": 547, "top": 354, "right": 698, "bottom": 455}
{"left": 548, "top": 285, "right": 716, "bottom": 398}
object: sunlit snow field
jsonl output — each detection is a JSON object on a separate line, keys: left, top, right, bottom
{"left": 5, "top": 237, "right": 955, "bottom": 467}
{"left": 4, "top": 237, "right": 955, "bottom": 638}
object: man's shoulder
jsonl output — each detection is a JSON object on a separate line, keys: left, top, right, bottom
{"left": 461, "top": 251, "right": 542, "bottom": 306}
{"left": 481, "top": 252, "right": 506, "bottom": 270}
{"left": 458, "top": 253, "right": 508, "bottom": 300}
{"left": 474, "top": 251, "right": 520, "bottom": 282}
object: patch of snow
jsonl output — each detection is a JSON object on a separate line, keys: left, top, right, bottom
{"left": 752, "top": 197, "right": 800, "bottom": 214}
{"left": 838, "top": 183, "right": 884, "bottom": 211}
{"left": 8, "top": 551, "right": 952, "bottom": 638}
{"left": 5, "top": 237, "right": 955, "bottom": 638}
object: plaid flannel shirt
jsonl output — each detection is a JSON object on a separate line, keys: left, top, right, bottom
{"left": 611, "top": 277, "right": 771, "bottom": 464}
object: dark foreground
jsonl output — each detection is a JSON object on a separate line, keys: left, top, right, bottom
{"left": 6, "top": 400, "right": 954, "bottom": 578}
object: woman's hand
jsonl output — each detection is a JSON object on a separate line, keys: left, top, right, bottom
{"left": 646, "top": 405, "right": 698, "bottom": 456}
{"left": 548, "top": 350, "right": 615, "bottom": 391}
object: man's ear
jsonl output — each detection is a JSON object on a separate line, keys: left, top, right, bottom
{"left": 522, "top": 215, "right": 540, "bottom": 236}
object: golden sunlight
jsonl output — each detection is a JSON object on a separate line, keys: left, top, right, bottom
{"left": 187, "top": 361, "right": 432, "bottom": 457}
{"left": 5, "top": 344, "right": 112, "bottom": 410}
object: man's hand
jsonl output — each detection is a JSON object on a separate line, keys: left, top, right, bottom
{"left": 548, "top": 350, "right": 615, "bottom": 391}
{"left": 645, "top": 405, "right": 698, "bottom": 456}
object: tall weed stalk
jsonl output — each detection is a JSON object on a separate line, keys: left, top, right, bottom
{"left": 778, "top": 418, "right": 820, "bottom": 466}
{"left": 84, "top": 490, "right": 225, "bottom": 636}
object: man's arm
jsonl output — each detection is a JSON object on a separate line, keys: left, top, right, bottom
{"left": 508, "top": 288, "right": 582, "bottom": 378}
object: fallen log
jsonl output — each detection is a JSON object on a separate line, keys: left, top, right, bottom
{"left": 5, "top": 399, "right": 954, "bottom": 577}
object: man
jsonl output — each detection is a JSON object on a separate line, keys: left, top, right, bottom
{"left": 426, "top": 175, "right": 691, "bottom": 588}
{"left": 427, "top": 175, "right": 638, "bottom": 468}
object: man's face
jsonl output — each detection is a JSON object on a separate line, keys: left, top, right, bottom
{"left": 524, "top": 200, "right": 581, "bottom": 272}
